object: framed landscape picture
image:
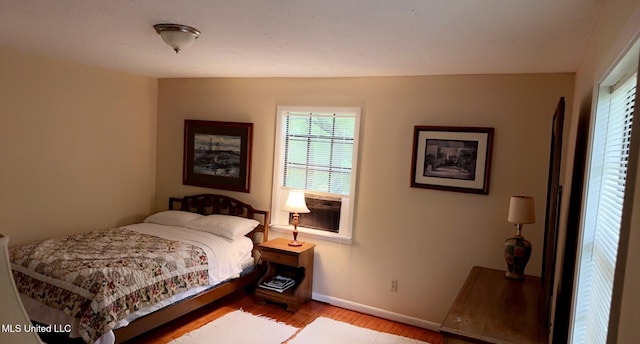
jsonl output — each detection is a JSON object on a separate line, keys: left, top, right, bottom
{"left": 183, "top": 120, "right": 253, "bottom": 193}
{"left": 411, "top": 126, "right": 494, "bottom": 194}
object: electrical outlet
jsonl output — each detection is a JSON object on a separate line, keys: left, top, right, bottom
{"left": 391, "top": 279, "right": 398, "bottom": 292}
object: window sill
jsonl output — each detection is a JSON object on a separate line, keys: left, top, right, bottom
{"left": 269, "top": 224, "right": 353, "bottom": 245}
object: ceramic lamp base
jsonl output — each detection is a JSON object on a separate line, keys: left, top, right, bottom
{"left": 504, "top": 235, "right": 531, "bottom": 280}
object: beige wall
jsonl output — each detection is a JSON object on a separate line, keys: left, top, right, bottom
{"left": 156, "top": 74, "right": 574, "bottom": 324}
{"left": 0, "top": 48, "right": 158, "bottom": 247}
{"left": 560, "top": 0, "right": 640, "bottom": 341}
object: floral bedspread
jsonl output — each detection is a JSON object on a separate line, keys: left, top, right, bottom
{"left": 10, "top": 227, "right": 209, "bottom": 343}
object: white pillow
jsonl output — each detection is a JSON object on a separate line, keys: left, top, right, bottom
{"left": 186, "top": 214, "right": 260, "bottom": 239}
{"left": 143, "top": 210, "right": 203, "bottom": 227}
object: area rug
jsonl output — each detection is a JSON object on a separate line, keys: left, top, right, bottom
{"left": 288, "top": 317, "right": 430, "bottom": 344}
{"left": 168, "top": 309, "right": 298, "bottom": 344}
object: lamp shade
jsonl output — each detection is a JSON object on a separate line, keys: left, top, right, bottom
{"left": 508, "top": 196, "right": 535, "bottom": 224}
{"left": 283, "top": 190, "right": 310, "bottom": 214}
{"left": 153, "top": 23, "right": 200, "bottom": 53}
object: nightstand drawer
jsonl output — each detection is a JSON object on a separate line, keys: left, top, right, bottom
{"left": 261, "top": 250, "right": 298, "bottom": 266}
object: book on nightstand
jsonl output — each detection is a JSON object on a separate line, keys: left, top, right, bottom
{"left": 259, "top": 275, "right": 296, "bottom": 293}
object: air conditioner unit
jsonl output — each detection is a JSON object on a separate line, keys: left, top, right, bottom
{"left": 290, "top": 194, "right": 341, "bottom": 233}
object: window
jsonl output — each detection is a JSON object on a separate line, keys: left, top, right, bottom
{"left": 271, "top": 106, "right": 360, "bottom": 243}
{"left": 570, "top": 50, "right": 637, "bottom": 342}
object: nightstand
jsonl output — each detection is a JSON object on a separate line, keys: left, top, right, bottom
{"left": 255, "top": 238, "right": 315, "bottom": 312}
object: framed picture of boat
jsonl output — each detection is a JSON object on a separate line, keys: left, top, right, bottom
{"left": 183, "top": 120, "right": 253, "bottom": 193}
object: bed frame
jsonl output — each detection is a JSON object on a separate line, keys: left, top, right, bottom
{"left": 112, "top": 194, "right": 269, "bottom": 343}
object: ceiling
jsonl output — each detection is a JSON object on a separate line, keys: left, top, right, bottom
{"left": 0, "top": 0, "right": 605, "bottom": 78}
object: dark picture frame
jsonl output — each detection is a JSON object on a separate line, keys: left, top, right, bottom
{"left": 411, "top": 126, "right": 494, "bottom": 194}
{"left": 183, "top": 120, "right": 253, "bottom": 193}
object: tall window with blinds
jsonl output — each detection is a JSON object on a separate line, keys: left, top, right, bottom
{"left": 272, "top": 106, "right": 361, "bottom": 241}
{"left": 283, "top": 113, "right": 355, "bottom": 196}
{"left": 571, "top": 69, "right": 637, "bottom": 343}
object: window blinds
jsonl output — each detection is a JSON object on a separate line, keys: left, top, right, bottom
{"left": 572, "top": 73, "right": 636, "bottom": 343}
{"left": 282, "top": 111, "right": 356, "bottom": 196}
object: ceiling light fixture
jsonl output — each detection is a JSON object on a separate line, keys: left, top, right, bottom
{"left": 153, "top": 23, "right": 200, "bottom": 54}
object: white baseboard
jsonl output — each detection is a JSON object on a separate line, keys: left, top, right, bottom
{"left": 311, "top": 292, "right": 442, "bottom": 332}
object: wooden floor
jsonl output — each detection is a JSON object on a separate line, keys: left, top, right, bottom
{"left": 125, "top": 288, "right": 443, "bottom": 344}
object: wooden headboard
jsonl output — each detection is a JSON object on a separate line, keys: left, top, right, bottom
{"left": 168, "top": 194, "right": 269, "bottom": 243}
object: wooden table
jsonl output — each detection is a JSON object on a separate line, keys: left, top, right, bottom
{"left": 255, "top": 238, "right": 315, "bottom": 312}
{"left": 440, "top": 266, "right": 548, "bottom": 344}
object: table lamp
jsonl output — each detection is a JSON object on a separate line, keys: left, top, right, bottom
{"left": 283, "top": 190, "right": 310, "bottom": 247}
{"left": 504, "top": 195, "right": 535, "bottom": 280}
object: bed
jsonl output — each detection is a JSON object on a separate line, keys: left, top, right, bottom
{"left": 9, "top": 194, "right": 269, "bottom": 344}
